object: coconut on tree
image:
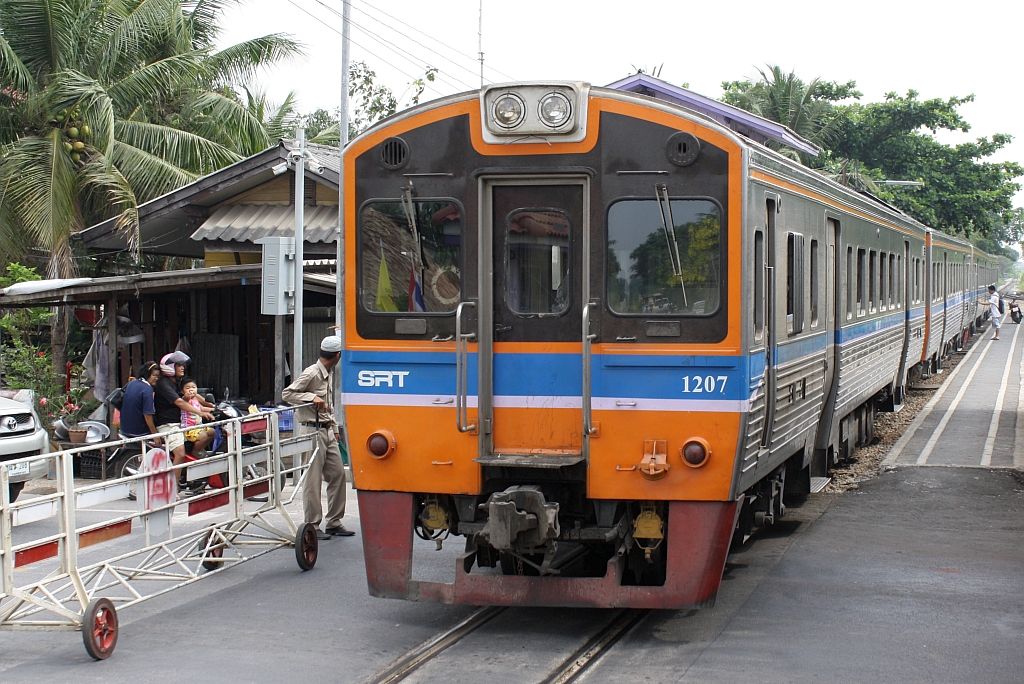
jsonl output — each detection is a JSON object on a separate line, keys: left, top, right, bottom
{"left": 0, "top": 0, "right": 302, "bottom": 374}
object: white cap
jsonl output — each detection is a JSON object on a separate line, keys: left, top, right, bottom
{"left": 320, "top": 336, "right": 342, "bottom": 353}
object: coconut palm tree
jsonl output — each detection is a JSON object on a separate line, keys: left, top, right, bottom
{"left": 0, "top": 0, "right": 301, "bottom": 372}
{"left": 721, "top": 65, "right": 854, "bottom": 163}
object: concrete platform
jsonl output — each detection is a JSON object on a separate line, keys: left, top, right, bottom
{"left": 886, "top": 320, "right": 1024, "bottom": 468}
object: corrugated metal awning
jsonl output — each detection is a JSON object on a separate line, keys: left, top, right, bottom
{"left": 191, "top": 204, "right": 338, "bottom": 244}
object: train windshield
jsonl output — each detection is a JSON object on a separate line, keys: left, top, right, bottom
{"left": 606, "top": 198, "right": 722, "bottom": 315}
{"left": 359, "top": 199, "right": 462, "bottom": 313}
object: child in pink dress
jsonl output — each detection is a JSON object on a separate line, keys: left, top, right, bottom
{"left": 180, "top": 377, "right": 215, "bottom": 453}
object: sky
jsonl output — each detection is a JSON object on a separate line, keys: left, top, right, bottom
{"left": 218, "top": 0, "right": 1023, "bottom": 206}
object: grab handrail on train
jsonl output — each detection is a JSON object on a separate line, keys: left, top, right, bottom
{"left": 582, "top": 301, "right": 598, "bottom": 436}
{"left": 455, "top": 300, "right": 477, "bottom": 433}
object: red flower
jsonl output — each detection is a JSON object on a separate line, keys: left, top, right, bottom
{"left": 37, "top": 351, "right": 45, "bottom": 356}
{"left": 39, "top": 397, "right": 47, "bottom": 406}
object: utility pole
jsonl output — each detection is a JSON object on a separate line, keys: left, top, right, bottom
{"left": 478, "top": 0, "right": 484, "bottom": 87}
{"left": 335, "top": 0, "right": 351, "bottom": 437}
{"left": 293, "top": 127, "right": 305, "bottom": 374}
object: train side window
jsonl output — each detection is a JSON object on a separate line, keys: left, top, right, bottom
{"left": 879, "top": 251, "right": 887, "bottom": 311}
{"left": 786, "top": 232, "right": 804, "bottom": 335}
{"left": 810, "top": 239, "right": 819, "bottom": 327}
{"left": 359, "top": 198, "right": 463, "bottom": 314}
{"left": 846, "top": 246, "right": 854, "bottom": 320}
{"left": 857, "top": 248, "right": 866, "bottom": 316}
{"left": 921, "top": 259, "right": 925, "bottom": 302}
{"left": 869, "top": 250, "right": 877, "bottom": 313}
{"left": 754, "top": 230, "right": 765, "bottom": 339}
{"left": 888, "top": 253, "right": 897, "bottom": 307}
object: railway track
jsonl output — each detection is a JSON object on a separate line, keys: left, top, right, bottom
{"left": 361, "top": 607, "right": 650, "bottom": 684}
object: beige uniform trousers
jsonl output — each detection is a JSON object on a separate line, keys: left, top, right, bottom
{"left": 298, "top": 423, "right": 346, "bottom": 529}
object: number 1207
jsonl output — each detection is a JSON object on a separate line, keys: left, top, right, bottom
{"left": 682, "top": 375, "right": 728, "bottom": 393}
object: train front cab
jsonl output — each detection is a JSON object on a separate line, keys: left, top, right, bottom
{"left": 344, "top": 84, "right": 748, "bottom": 609}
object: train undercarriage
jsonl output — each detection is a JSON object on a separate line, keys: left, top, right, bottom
{"left": 358, "top": 473, "right": 738, "bottom": 608}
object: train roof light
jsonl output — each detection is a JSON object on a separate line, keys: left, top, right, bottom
{"left": 480, "top": 82, "right": 590, "bottom": 144}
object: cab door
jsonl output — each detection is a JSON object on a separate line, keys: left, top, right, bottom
{"left": 472, "top": 178, "right": 588, "bottom": 463}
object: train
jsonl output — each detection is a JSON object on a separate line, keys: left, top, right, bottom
{"left": 338, "top": 78, "right": 1001, "bottom": 609}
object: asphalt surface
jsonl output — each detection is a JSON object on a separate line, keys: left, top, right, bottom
{"left": 3, "top": 466, "right": 1023, "bottom": 683}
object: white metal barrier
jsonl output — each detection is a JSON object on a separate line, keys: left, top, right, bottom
{"left": 0, "top": 406, "right": 320, "bottom": 659}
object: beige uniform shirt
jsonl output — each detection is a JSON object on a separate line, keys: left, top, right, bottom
{"left": 282, "top": 359, "right": 336, "bottom": 427}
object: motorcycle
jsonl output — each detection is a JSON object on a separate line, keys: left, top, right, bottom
{"left": 1010, "top": 298, "right": 1022, "bottom": 324}
{"left": 109, "top": 402, "right": 268, "bottom": 501}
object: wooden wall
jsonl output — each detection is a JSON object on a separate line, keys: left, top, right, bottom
{"left": 113, "top": 285, "right": 273, "bottom": 403}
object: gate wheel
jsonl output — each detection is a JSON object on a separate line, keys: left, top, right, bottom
{"left": 201, "top": 530, "right": 224, "bottom": 571}
{"left": 82, "top": 598, "right": 118, "bottom": 660}
{"left": 295, "top": 522, "right": 318, "bottom": 571}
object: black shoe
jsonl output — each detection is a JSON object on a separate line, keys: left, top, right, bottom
{"left": 325, "top": 525, "right": 355, "bottom": 537}
{"left": 315, "top": 530, "right": 331, "bottom": 541}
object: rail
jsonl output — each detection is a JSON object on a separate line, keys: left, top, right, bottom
{"left": 0, "top": 405, "right": 319, "bottom": 659}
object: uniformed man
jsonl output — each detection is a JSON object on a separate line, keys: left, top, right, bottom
{"left": 282, "top": 335, "right": 354, "bottom": 538}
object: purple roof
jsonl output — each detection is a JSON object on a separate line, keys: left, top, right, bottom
{"left": 604, "top": 73, "right": 820, "bottom": 157}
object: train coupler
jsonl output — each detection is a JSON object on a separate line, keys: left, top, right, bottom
{"left": 477, "top": 485, "right": 560, "bottom": 551}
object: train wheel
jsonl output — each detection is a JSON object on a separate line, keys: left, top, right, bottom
{"left": 82, "top": 598, "right": 118, "bottom": 660}
{"left": 295, "top": 522, "right": 318, "bottom": 571}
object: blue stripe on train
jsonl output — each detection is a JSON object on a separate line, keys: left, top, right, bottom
{"left": 342, "top": 350, "right": 758, "bottom": 401}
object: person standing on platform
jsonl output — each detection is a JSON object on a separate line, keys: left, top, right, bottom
{"left": 985, "top": 285, "right": 1002, "bottom": 340}
{"left": 282, "top": 336, "right": 354, "bottom": 539}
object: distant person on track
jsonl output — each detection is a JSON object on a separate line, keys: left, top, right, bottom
{"left": 984, "top": 285, "right": 1002, "bottom": 340}
{"left": 282, "top": 335, "right": 354, "bottom": 539}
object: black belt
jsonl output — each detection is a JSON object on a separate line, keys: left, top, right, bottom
{"left": 300, "top": 421, "right": 328, "bottom": 426}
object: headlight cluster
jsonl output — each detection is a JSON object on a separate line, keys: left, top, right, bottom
{"left": 481, "top": 83, "right": 587, "bottom": 142}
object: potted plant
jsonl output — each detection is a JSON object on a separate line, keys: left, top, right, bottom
{"left": 62, "top": 385, "right": 90, "bottom": 443}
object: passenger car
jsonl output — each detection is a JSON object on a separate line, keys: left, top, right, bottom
{"left": 0, "top": 391, "right": 50, "bottom": 502}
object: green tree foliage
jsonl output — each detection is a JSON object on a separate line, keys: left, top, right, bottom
{"left": 0, "top": 264, "right": 63, "bottom": 428}
{"left": 721, "top": 66, "right": 1023, "bottom": 242}
{"left": 722, "top": 65, "right": 860, "bottom": 162}
{"left": 0, "top": 0, "right": 302, "bottom": 273}
{"left": 301, "top": 62, "right": 438, "bottom": 146}
{"left": 0, "top": 0, "right": 301, "bottom": 376}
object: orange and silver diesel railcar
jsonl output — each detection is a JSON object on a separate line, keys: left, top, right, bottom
{"left": 340, "top": 79, "right": 1000, "bottom": 609}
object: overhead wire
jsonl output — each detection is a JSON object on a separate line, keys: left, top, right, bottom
{"left": 285, "top": 0, "right": 448, "bottom": 100}
{"left": 314, "top": 0, "right": 476, "bottom": 92}
{"left": 323, "top": 0, "right": 503, "bottom": 86}
{"left": 344, "top": 0, "right": 516, "bottom": 82}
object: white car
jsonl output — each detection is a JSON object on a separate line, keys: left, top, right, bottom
{"left": 0, "top": 391, "right": 50, "bottom": 502}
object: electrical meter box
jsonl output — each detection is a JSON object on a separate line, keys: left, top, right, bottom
{"left": 257, "top": 237, "right": 295, "bottom": 315}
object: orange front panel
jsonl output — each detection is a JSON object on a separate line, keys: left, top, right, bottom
{"left": 588, "top": 410, "right": 738, "bottom": 501}
{"left": 492, "top": 407, "right": 582, "bottom": 452}
{"left": 347, "top": 405, "right": 480, "bottom": 494}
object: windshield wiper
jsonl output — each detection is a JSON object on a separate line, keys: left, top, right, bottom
{"left": 655, "top": 183, "right": 688, "bottom": 307}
